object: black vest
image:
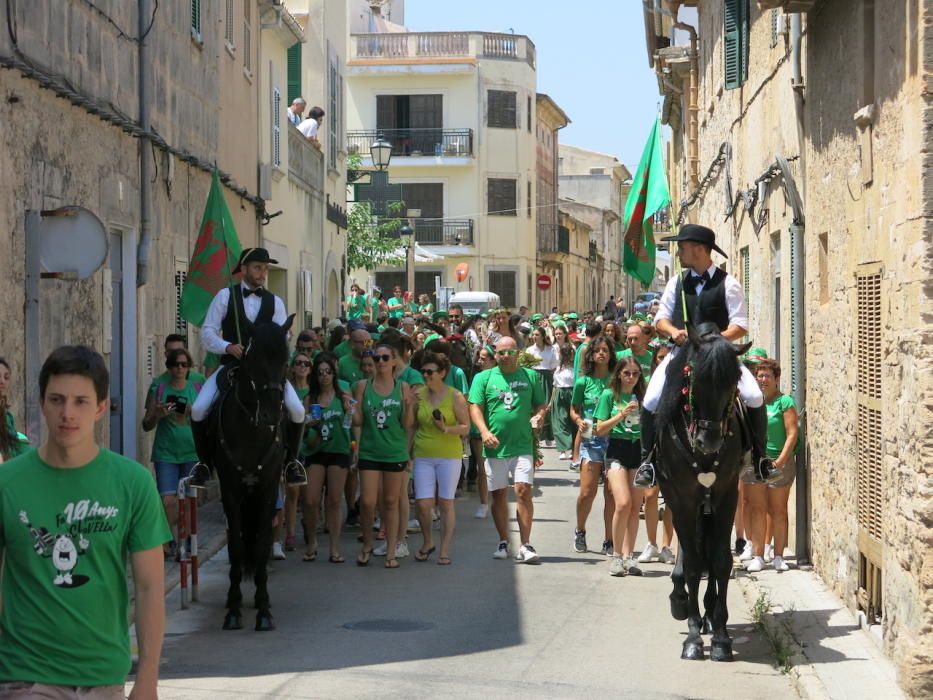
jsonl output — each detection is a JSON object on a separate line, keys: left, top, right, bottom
{"left": 670, "top": 268, "right": 730, "bottom": 331}
{"left": 220, "top": 285, "right": 275, "bottom": 362}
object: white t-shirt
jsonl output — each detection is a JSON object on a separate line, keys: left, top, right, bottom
{"left": 297, "top": 118, "right": 319, "bottom": 139}
{"left": 525, "top": 343, "right": 559, "bottom": 371}
{"left": 553, "top": 366, "right": 575, "bottom": 389}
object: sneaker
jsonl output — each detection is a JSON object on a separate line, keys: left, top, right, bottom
{"left": 658, "top": 546, "right": 676, "bottom": 564}
{"left": 272, "top": 541, "right": 286, "bottom": 560}
{"left": 622, "top": 557, "right": 643, "bottom": 576}
{"left": 569, "top": 461, "right": 581, "bottom": 473}
{"left": 373, "top": 542, "right": 388, "bottom": 557}
{"left": 609, "top": 554, "right": 626, "bottom": 576}
{"left": 734, "top": 537, "right": 747, "bottom": 557}
{"left": 559, "top": 451, "right": 569, "bottom": 460}
{"left": 601, "top": 539, "right": 613, "bottom": 556}
{"left": 637, "top": 543, "right": 660, "bottom": 563}
{"left": 373, "top": 517, "right": 382, "bottom": 531}
{"left": 764, "top": 543, "right": 775, "bottom": 563}
{"left": 493, "top": 540, "right": 510, "bottom": 560}
{"left": 545, "top": 440, "right": 555, "bottom": 448}
{"left": 407, "top": 518, "right": 421, "bottom": 533}
{"left": 474, "top": 503, "right": 489, "bottom": 519}
{"left": 739, "top": 541, "right": 754, "bottom": 562}
{"left": 573, "top": 529, "right": 587, "bottom": 553}
{"left": 772, "top": 555, "right": 789, "bottom": 572}
{"left": 396, "top": 541, "right": 410, "bottom": 559}
{"left": 745, "top": 555, "right": 765, "bottom": 572}
{"left": 515, "top": 544, "right": 540, "bottom": 564}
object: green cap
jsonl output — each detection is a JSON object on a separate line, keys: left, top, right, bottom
{"left": 745, "top": 347, "right": 768, "bottom": 364}
{"left": 564, "top": 312, "right": 578, "bottom": 320}
{"left": 530, "top": 313, "right": 544, "bottom": 322}
{"left": 431, "top": 310, "right": 449, "bottom": 323}
{"left": 424, "top": 333, "right": 442, "bottom": 347}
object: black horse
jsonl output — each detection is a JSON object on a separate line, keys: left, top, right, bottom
{"left": 655, "top": 323, "right": 752, "bottom": 661}
{"left": 207, "top": 315, "right": 294, "bottom": 631}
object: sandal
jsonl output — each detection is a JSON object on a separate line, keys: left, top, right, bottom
{"left": 302, "top": 550, "right": 317, "bottom": 562}
{"left": 384, "top": 557, "right": 400, "bottom": 569}
{"left": 437, "top": 556, "right": 452, "bottom": 566}
{"left": 329, "top": 553, "right": 345, "bottom": 564}
{"left": 356, "top": 548, "right": 373, "bottom": 567}
{"left": 414, "top": 546, "right": 435, "bottom": 562}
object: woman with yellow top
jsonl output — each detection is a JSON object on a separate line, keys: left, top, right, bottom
{"left": 412, "top": 351, "right": 470, "bottom": 565}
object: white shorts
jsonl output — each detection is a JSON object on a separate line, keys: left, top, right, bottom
{"left": 413, "top": 457, "right": 462, "bottom": 501}
{"left": 485, "top": 455, "right": 534, "bottom": 492}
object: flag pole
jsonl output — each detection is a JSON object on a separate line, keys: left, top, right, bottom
{"left": 663, "top": 150, "right": 689, "bottom": 326}
{"left": 216, "top": 169, "right": 243, "bottom": 347}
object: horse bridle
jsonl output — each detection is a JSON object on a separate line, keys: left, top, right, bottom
{"left": 235, "top": 341, "right": 286, "bottom": 429}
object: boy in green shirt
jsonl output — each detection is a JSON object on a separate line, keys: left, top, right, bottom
{"left": 0, "top": 346, "right": 171, "bottom": 698}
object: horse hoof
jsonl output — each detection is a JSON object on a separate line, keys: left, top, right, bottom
{"left": 222, "top": 612, "right": 243, "bottom": 630}
{"left": 711, "top": 642, "right": 734, "bottom": 662}
{"left": 255, "top": 612, "right": 276, "bottom": 632}
{"left": 681, "top": 641, "right": 705, "bottom": 661}
{"left": 670, "top": 596, "right": 689, "bottom": 621}
{"left": 701, "top": 616, "right": 713, "bottom": 635}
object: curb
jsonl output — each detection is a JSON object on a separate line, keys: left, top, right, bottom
{"left": 735, "top": 571, "right": 831, "bottom": 700}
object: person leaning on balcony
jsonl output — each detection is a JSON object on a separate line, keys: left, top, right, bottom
{"left": 298, "top": 106, "right": 325, "bottom": 148}
{"left": 288, "top": 97, "right": 306, "bottom": 126}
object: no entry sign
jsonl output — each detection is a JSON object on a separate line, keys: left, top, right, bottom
{"left": 536, "top": 274, "right": 552, "bottom": 290}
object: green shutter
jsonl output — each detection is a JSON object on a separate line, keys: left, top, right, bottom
{"left": 191, "top": 0, "right": 201, "bottom": 37}
{"left": 724, "top": 0, "right": 749, "bottom": 90}
{"left": 287, "top": 43, "right": 302, "bottom": 106}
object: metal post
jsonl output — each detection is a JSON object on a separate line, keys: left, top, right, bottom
{"left": 188, "top": 480, "right": 199, "bottom": 601}
{"left": 24, "top": 212, "right": 41, "bottom": 443}
{"left": 790, "top": 222, "right": 810, "bottom": 565}
{"left": 177, "top": 478, "right": 189, "bottom": 609}
{"left": 406, "top": 209, "right": 420, "bottom": 295}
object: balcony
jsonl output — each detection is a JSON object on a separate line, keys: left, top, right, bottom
{"left": 538, "top": 224, "right": 570, "bottom": 255}
{"left": 408, "top": 218, "right": 474, "bottom": 247}
{"left": 347, "top": 128, "right": 474, "bottom": 158}
{"left": 350, "top": 32, "right": 536, "bottom": 70}
{"left": 288, "top": 127, "right": 324, "bottom": 195}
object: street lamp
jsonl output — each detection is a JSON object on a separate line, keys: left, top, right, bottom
{"left": 370, "top": 134, "right": 393, "bottom": 171}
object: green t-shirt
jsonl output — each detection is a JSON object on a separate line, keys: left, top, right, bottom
{"left": 572, "top": 341, "right": 589, "bottom": 379}
{"left": 305, "top": 392, "right": 352, "bottom": 457}
{"left": 333, "top": 340, "right": 352, "bottom": 358}
{"left": 346, "top": 294, "right": 368, "bottom": 319}
{"left": 3, "top": 411, "right": 31, "bottom": 461}
{"left": 766, "top": 393, "right": 797, "bottom": 458}
{"left": 616, "top": 348, "right": 654, "bottom": 381}
{"left": 593, "top": 389, "right": 641, "bottom": 441}
{"left": 570, "top": 375, "right": 610, "bottom": 417}
{"left": 444, "top": 365, "right": 469, "bottom": 394}
{"left": 468, "top": 367, "right": 545, "bottom": 459}
{"left": 398, "top": 365, "right": 424, "bottom": 386}
{"left": 338, "top": 354, "right": 365, "bottom": 385}
{"left": 0, "top": 448, "right": 171, "bottom": 687}
{"left": 358, "top": 380, "right": 409, "bottom": 463}
{"left": 295, "top": 386, "right": 310, "bottom": 404}
{"left": 387, "top": 296, "right": 406, "bottom": 319}
{"left": 148, "top": 369, "right": 206, "bottom": 396}
{"left": 418, "top": 303, "right": 433, "bottom": 315}
{"left": 150, "top": 380, "right": 199, "bottom": 463}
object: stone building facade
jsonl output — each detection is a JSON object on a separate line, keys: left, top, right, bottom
{"left": 643, "top": 1, "right": 932, "bottom": 695}
{"left": 535, "top": 93, "right": 571, "bottom": 313}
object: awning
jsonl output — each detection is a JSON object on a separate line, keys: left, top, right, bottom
{"left": 392, "top": 243, "right": 444, "bottom": 263}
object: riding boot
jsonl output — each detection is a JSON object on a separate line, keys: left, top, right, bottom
{"left": 633, "top": 408, "right": 658, "bottom": 489}
{"left": 283, "top": 421, "right": 309, "bottom": 487}
{"left": 748, "top": 404, "right": 782, "bottom": 484}
{"left": 187, "top": 419, "right": 213, "bottom": 488}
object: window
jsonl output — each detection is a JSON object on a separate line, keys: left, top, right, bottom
{"left": 724, "top": 0, "right": 749, "bottom": 90}
{"left": 740, "top": 245, "right": 750, "bottom": 302}
{"left": 488, "top": 178, "right": 517, "bottom": 216}
{"left": 225, "top": 0, "right": 235, "bottom": 48}
{"left": 487, "top": 90, "right": 517, "bottom": 128}
{"left": 329, "top": 55, "right": 338, "bottom": 169}
{"left": 400, "top": 183, "right": 443, "bottom": 218}
{"left": 287, "top": 44, "right": 302, "bottom": 105}
{"left": 770, "top": 8, "right": 779, "bottom": 48}
{"left": 243, "top": 0, "right": 252, "bottom": 74}
{"left": 272, "top": 87, "right": 282, "bottom": 168}
{"left": 190, "top": 0, "right": 201, "bottom": 42}
{"left": 376, "top": 94, "right": 443, "bottom": 154}
{"left": 527, "top": 95, "right": 532, "bottom": 132}
{"left": 527, "top": 181, "right": 532, "bottom": 218}
{"left": 174, "top": 263, "right": 188, "bottom": 337}
{"left": 488, "top": 271, "right": 517, "bottom": 308}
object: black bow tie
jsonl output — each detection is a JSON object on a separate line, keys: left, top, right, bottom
{"left": 685, "top": 272, "right": 710, "bottom": 293}
{"left": 243, "top": 287, "right": 264, "bottom": 298}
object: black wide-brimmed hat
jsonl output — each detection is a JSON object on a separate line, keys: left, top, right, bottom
{"left": 233, "top": 247, "right": 278, "bottom": 273}
{"left": 661, "top": 224, "right": 728, "bottom": 257}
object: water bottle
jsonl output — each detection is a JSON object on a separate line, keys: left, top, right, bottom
{"left": 342, "top": 399, "right": 357, "bottom": 430}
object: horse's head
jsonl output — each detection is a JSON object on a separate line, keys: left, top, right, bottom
{"left": 684, "top": 323, "right": 752, "bottom": 454}
{"left": 240, "top": 314, "right": 295, "bottom": 427}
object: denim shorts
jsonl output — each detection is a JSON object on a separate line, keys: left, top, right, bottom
{"left": 155, "top": 461, "right": 197, "bottom": 495}
{"left": 579, "top": 436, "right": 609, "bottom": 464}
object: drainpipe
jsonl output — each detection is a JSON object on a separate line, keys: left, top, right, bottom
{"left": 669, "top": 2, "right": 700, "bottom": 189}
{"left": 790, "top": 13, "right": 804, "bottom": 90}
{"left": 136, "top": 0, "right": 153, "bottom": 286}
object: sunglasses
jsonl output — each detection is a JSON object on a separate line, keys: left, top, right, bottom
{"left": 421, "top": 368, "right": 438, "bottom": 376}
{"left": 373, "top": 354, "right": 393, "bottom": 363}
{"left": 316, "top": 367, "right": 333, "bottom": 374}
{"left": 620, "top": 370, "right": 640, "bottom": 377}
{"left": 294, "top": 360, "right": 312, "bottom": 368}
{"left": 496, "top": 349, "right": 518, "bottom": 357}
{"left": 168, "top": 362, "right": 189, "bottom": 368}
{"left": 297, "top": 345, "right": 315, "bottom": 351}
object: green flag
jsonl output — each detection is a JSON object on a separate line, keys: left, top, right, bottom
{"left": 181, "top": 169, "right": 242, "bottom": 327}
{"left": 622, "top": 117, "right": 670, "bottom": 288}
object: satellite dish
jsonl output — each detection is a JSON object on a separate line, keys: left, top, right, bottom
{"left": 38, "top": 206, "right": 109, "bottom": 280}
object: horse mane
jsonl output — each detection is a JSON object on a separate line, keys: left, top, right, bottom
{"left": 248, "top": 322, "right": 289, "bottom": 369}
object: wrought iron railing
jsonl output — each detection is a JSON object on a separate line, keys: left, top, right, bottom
{"left": 368, "top": 218, "right": 474, "bottom": 246}
{"left": 347, "top": 129, "right": 474, "bottom": 158}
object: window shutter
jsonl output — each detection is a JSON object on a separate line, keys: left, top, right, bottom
{"left": 488, "top": 178, "right": 517, "bottom": 216}
{"left": 191, "top": 0, "right": 201, "bottom": 39}
{"left": 287, "top": 44, "right": 302, "bottom": 105}
{"left": 272, "top": 87, "right": 282, "bottom": 168}
{"left": 488, "top": 90, "right": 517, "bottom": 129}
{"left": 488, "top": 271, "right": 517, "bottom": 308}
{"left": 724, "top": 0, "right": 749, "bottom": 90}
{"left": 174, "top": 261, "right": 188, "bottom": 337}
{"left": 770, "top": 8, "right": 779, "bottom": 48}
{"left": 224, "top": 0, "right": 234, "bottom": 45}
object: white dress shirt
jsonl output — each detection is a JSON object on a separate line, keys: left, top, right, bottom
{"left": 297, "top": 118, "right": 319, "bottom": 139}
{"left": 526, "top": 343, "right": 559, "bottom": 371}
{"left": 201, "top": 284, "right": 288, "bottom": 356}
{"left": 654, "top": 264, "right": 748, "bottom": 331}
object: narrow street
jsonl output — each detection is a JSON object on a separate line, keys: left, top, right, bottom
{"left": 152, "top": 449, "right": 796, "bottom": 699}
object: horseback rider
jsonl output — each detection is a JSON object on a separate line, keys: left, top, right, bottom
{"left": 188, "top": 247, "right": 308, "bottom": 487}
{"left": 633, "top": 224, "right": 781, "bottom": 489}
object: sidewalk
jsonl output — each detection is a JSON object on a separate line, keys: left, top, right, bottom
{"left": 736, "top": 559, "right": 904, "bottom": 699}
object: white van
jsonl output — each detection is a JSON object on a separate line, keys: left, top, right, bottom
{"left": 447, "top": 291, "right": 501, "bottom": 317}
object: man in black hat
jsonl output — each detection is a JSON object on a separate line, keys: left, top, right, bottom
{"left": 633, "top": 224, "right": 780, "bottom": 488}
{"left": 189, "top": 247, "right": 308, "bottom": 486}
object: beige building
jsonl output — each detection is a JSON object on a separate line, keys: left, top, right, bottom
{"left": 554, "top": 203, "right": 597, "bottom": 314}
{"left": 644, "top": 1, "right": 932, "bottom": 695}
{"left": 535, "top": 93, "right": 571, "bottom": 313}
{"left": 0, "top": 1, "right": 265, "bottom": 462}
{"left": 557, "top": 144, "right": 631, "bottom": 311}
{"left": 345, "top": 9, "right": 539, "bottom": 309}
